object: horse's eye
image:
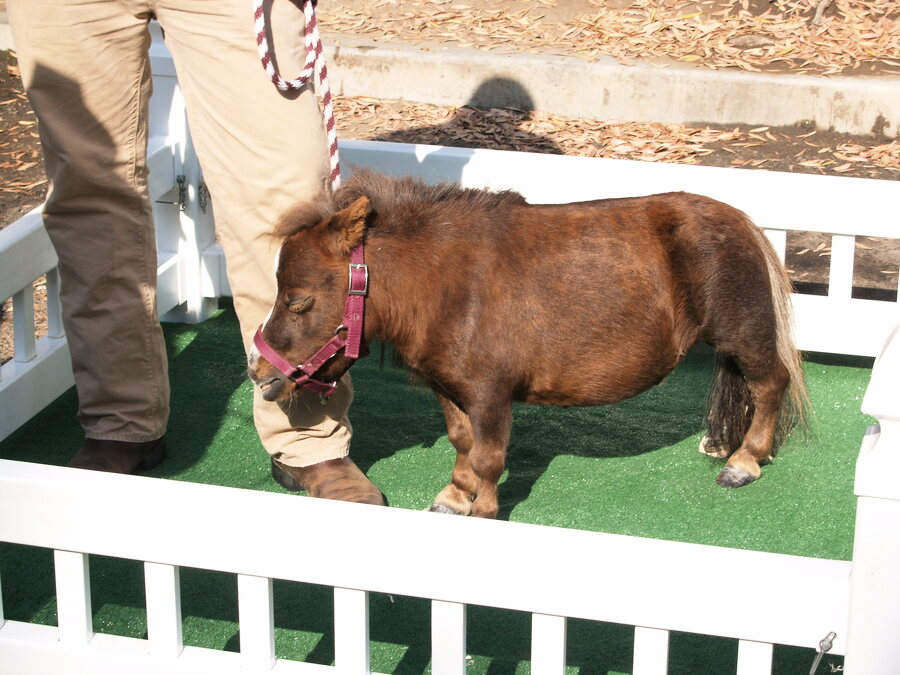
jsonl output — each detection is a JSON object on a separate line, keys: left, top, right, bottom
{"left": 285, "top": 293, "right": 314, "bottom": 314}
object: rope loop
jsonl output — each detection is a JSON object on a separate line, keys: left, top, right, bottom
{"left": 253, "top": 0, "right": 341, "bottom": 189}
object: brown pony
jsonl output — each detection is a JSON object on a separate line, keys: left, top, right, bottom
{"left": 249, "top": 171, "right": 809, "bottom": 518}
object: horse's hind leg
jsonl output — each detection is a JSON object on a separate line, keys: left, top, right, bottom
{"left": 430, "top": 394, "right": 479, "bottom": 516}
{"left": 700, "top": 354, "right": 749, "bottom": 459}
{"left": 714, "top": 351, "right": 790, "bottom": 488}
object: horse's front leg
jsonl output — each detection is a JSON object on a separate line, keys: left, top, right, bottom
{"left": 430, "top": 394, "right": 479, "bottom": 516}
{"left": 466, "top": 400, "right": 513, "bottom": 519}
{"left": 430, "top": 394, "right": 512, "bottom": 519}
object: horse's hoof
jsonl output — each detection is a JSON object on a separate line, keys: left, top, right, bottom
{"left": 428, "top": 503, "right": 464, "bottom": 515}
{"left": 699, "top": 435, "right": 730, "bottom": 459}
{"left": 716, "top": 465, "right": 757, "bottom": 488}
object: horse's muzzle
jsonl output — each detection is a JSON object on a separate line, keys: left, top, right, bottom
{"left": 248, "top": 348, "right": 292, "bottom": 402}
{"left": 258, "top": 376, "right": 287, "bottom": 402}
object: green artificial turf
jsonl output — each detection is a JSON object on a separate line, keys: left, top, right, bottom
{"left": 0, "top": 300, "right": 871, "bottom": 674}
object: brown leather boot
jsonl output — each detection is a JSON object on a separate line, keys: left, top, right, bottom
{"left": 67, "top": 437, "right": 167, "bottom": 474}
{"left": 271, "top": 457, "right": 386, "bottom": 505}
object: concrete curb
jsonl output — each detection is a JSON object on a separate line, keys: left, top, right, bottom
{"left": 325, "top": 35, "right": 900, "bottom": 138}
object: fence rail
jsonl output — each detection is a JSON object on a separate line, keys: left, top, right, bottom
{"left": 0, "top": 456, "right": 856, "bottom": 674}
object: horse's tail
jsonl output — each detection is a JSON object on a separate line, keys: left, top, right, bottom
{"left": 706, "top": 220, "right": 811, "bottom": 453}
{"left": 751, "top": 222, "right": 812, "bottom": 445}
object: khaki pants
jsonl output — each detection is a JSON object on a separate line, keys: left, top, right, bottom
{"left": 8, "top": 0, "right": 352, "bottom": 467}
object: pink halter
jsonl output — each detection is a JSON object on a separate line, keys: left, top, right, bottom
{"left": 253, "top": 244, "right": 367, "bottom": 399}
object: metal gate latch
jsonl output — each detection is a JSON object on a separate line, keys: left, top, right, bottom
{"left": 155, "top": 174, "right": 186, "bottom": 212}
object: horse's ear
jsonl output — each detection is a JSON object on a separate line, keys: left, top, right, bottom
{"left": 327, "top": 196, "right": 370, "bottom": 255}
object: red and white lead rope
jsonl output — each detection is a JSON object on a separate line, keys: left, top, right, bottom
{"left": 253, "top": 0, "right": 341, "bottom": 190}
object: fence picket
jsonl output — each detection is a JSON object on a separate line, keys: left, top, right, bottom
{"left": 431, "top": 600, "right": 466, "bottom": 675}
{"left": 531, "top": 613, "right": 566, "bottom": 674}
{"left": 45, "top": 267, "right": 64, "bottom": 339}
{"left": 828, "top": 234, "right": 856, "bottom": 299}
{"left": 145, "top": 562, "right": 183, "bottom": 658}
{"left": 334, "top": 587, "right": 369, "bottom": 673}
{"left": 12, "top": 285, "right": 36, "bottom": 363}
{"left": 53, "top": 550, "right": 92, "bottom": 646}
{"left": 238, "top": 574, "right": 275, "bottom": 668}
{"left": 736, "top": 639, "right": 774, "bottom": 674}
{"left": 632, "top": 627, "right": 669, "bottom": 675}
{"left": 763, "top": 229, "right": 787, "bottom": 264}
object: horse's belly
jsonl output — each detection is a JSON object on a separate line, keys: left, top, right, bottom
{"left": 521, "top": 332, "right": 683, "bottom": 407}
{"left": 522, "top": 363, "right": 675, "bottom": 406}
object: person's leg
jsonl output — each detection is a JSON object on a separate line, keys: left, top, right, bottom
{"left": 8, "top": 0, "right": 169, "bottom": 471}
{"left": 155, "top": 0, "right": 382, "bottom": 502}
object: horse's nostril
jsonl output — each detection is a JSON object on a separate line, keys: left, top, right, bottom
{"left": 260, "top": 378, "right": 285, "bottom": 402}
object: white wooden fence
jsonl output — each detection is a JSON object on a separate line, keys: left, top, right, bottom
{"left": 1, "top": 27, "right": 900, "bottom": 674}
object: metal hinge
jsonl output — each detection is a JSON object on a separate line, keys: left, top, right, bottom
{"left": 155, "top": 174, "right": 186, "bottom": 212}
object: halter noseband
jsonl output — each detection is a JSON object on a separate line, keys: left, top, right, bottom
{"left": 253, "top": 244, "right": 367, "bottom": 399}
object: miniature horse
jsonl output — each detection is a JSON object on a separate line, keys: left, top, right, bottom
{"left": 249, "top": 171, "right": 809, "bottom": 518}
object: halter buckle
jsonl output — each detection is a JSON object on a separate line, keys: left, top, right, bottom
{"left": 348, "top": 263, "right": 368, "bottom": 296}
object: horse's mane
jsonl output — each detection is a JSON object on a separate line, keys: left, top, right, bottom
{"left": 276, "top": 169, "right": 526, "bottom": 237}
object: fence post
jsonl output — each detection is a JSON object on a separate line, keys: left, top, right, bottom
{"left": 845, "top": 324, "right": 900, "bottom": 674}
